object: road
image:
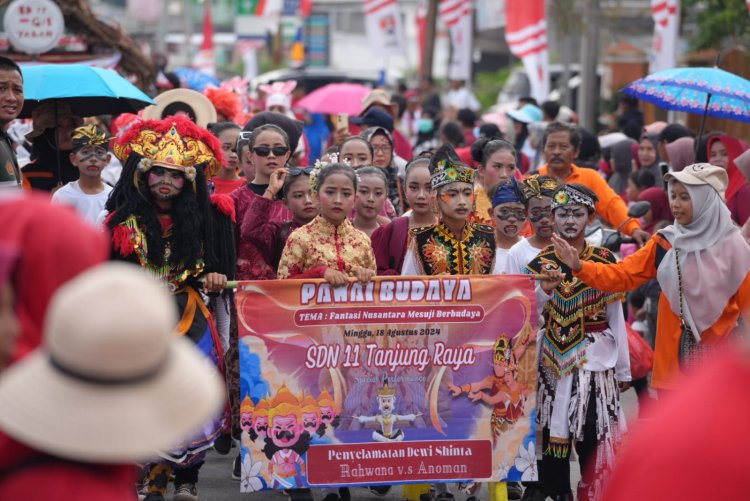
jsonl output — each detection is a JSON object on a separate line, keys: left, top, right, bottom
{"left": 175, "top": 389, "right": 639, "bottom": 500}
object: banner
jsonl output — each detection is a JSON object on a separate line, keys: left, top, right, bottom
{"left": 363, "top": 0, "right": 407, "bottom": 63}
{"left": 649, "top": 0, "right": 680, "bottom": 73}
{"left": 440, "top": 0, "right": 473, "bottom": 81}
{"left": 236, "top": 275, "right": 539, "bottom": 492}
{"left": 505, "top": 0, "right": 549, "bottom": 103}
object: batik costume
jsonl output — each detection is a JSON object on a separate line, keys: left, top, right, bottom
{"left": 401, "top": 145, "right": 496, "bottom": 276}
{"left": 523, "top": 184, "right": 630, "bottom": 501}
{"left": 277, "top": 216, "right": 376, "bottom": 279}
{"left": 106, "top": 116, "right": 235, "bottom": 498}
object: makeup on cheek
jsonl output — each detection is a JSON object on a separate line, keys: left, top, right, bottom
{"left": 495, "top": 209, "right": 527, "bottom": 221}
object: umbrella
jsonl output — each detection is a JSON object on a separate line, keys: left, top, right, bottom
{"left": 20, "top": 64, "right": 155, "bottom": 118}
{"left": 173, "top": 67, "right": 221, "bottom": 92}
{"left": 296, "top": 82, "right": 373, "bottom": 116}
{"left": 622, "top": 66, "right": 750, "bottom": 140}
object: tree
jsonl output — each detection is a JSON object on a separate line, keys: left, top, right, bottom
{"left": 682, "top": 0, "right": 750, "bottom": 50}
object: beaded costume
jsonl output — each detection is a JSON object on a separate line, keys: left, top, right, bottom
{"left": 404, "top": 222, "right": 496, "bottom": 275}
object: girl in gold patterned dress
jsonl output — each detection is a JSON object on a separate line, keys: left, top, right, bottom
{"left": 277, "top": 163, "right": 376, "bottom": 285}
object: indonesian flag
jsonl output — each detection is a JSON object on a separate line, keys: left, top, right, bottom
{"left": 747, "top": 0, "right": 749, "bottom": 14}
{"left": 505, "top": 0, "right": 549, "bottom": 102}
{"left": 650, "top": 0, "right": 680, "bottom": 73}
{"left": 416, "top": 0, "right": 427, "bottom": 74}
{"left": 440, "top": 0, "right": 473, "bottom": 81}
{"left": 192, "top": 1, "right": 216, "bottom": 77}
{"left": 363, "top": 0, "right": 407, "bottom": 63}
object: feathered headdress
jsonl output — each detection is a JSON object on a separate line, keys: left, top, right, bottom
{"left": 113, "top": 115, "right": 225, "bottom": 190}
{"left": 429, "top": 144, "right": 475, "bottom": 190}
{"left": 203, "top": 86, "right": 242, "bottom": 124}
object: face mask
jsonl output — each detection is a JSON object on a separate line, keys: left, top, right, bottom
{"left": 418, "top": 118, "right": 434, "bottom": 133}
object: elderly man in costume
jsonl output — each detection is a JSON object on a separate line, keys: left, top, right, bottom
{"left": 105, "top": 115, "right": 235, "bottom": 501}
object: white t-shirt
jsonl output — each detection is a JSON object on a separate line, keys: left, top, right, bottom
{"left": 51, "top": 180, "right": 112, "bottom": 226}
{"left": 491, "top": 247, "right": 519, "bottom": 274}
{"left": 507, "top": 238, "right": 547, "bottom": 274}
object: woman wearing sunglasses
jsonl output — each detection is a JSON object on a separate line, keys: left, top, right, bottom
{"left": 230, "top": 124, "right": 294, "bottom": 281}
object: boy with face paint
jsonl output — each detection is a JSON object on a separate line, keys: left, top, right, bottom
{"left": 488, "top": 178, "right": 526, "bottom": 274}
{"left": 507, "top": 175, "right": 561, "bottom": 274}
{"left": 523, "top": 184, "right": 631, "bottom": 501}
{"left": 51, "top": 125, "right": 113, "bottom": 225}
{"left": 401, "top": 144, "right": 496, "bottom": 276}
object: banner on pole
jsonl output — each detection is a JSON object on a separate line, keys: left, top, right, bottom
{"left": 505, "top": 0, "right": 548, "bottom": 103}
{"left": 363, "top": 0, "right": 407, "bottom": 63}
{"left": 236, "top": 275, "right": 539, "bottom": 492}
{"left": 649, "top": 0, "right": 680, "bottom": 73}
{"left": 440, "top": 0, "right": 473, "bottom": 81}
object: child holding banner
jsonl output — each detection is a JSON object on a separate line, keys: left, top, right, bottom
{"left": 371, "top": 156, "right": 438, "bottom": 275}
{"left": 277, "top": 162, "right": 376, "bottom": 284}
{"left": 508, "top": 175, "right": 561, "bottom": 274}
{"left": 524, "top": 183, "right": 631, "bottom": 501}
{"left": 401, "top": 144, "right": 496, "bottom": 277}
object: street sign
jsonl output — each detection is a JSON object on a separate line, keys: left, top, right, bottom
{"left": 3, "top": 0, "right": 64, "bottom": 55}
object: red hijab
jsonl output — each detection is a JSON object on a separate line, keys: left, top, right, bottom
{"left": 707, "top": 135, "right": 749, "bottom": 203}
{"left": 638, "top": 187, "right": 673, "bottom": 234}
{"left": 0, "top": 194, "right": 109, "bottom": 364}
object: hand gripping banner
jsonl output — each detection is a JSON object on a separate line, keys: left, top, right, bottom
{"left": 235, "top": 275, "right": 539, "bottom": 492}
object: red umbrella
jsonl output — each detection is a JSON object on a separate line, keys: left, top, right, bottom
{"left": 296, "top": 82, "right": 372, "bottom": 116}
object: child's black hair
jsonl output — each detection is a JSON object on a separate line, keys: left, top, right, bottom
{"left": 316, "top": 163, "right": 357, "bottom": 193}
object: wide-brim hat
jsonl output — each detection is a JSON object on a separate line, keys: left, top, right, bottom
{"left": 0, "top": 262, "right": 225, "bottom": 463}
{"left": 664, "top": 163, "right": 729, "bottom": 201}
{"left": 142, "top": 89, "right": 218, "bottom": 128}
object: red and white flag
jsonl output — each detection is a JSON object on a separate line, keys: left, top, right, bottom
{"left": 416, "top": 0, "right": 428, "bottom": 74}
{"left": 193, "top": 1, "right": 216, "bottom": 76}
{"left": 363, "top": 0, "right": 407, "bottom": 63}
{"left": 746, "top": 0, "right": 750, "bottom": 14}
{"left": 440, "top": 0, "right": 473, "bottom": 81}
{"left": 505, "top": 0, "right": 548, "bottom": 102}
{"left": 650, "top": 0, "right": 680, "bottom": 73}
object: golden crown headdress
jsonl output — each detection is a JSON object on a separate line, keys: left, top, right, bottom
{"left": 113, "top": 115, "right": 225, "bottom": 189}
{"left": 254, "top": 397, "right": 270, "bottom": 416}
{"left": 377, "top": 379, "right": 396, "bottom": 397}
{"left": 270, "top": 385, "right": 301, "bottom": 421}
{"left": 240, "top": 395, "right": 255, "bottom": 414}
{"left": 522, "top": 175, "right": 561, "bottom": 200}
{"left": 71, "top": 124, "right": 111, "bottom": 151}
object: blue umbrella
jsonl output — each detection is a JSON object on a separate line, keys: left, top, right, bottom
{"left": 173, "top": 67, "right": 220, "bottom": 92}
{"left": 20, "top": 64, "right": 155, "bottom": 118}
{"left": 623, "top": 67, "right": 750, "bottom": 139}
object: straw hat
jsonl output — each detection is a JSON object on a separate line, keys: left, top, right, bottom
{"left": 142, "top": 89, "right": 217, "bottom": 128}
{"left": 0, "top": 262, "right": 225, "bottom": 463}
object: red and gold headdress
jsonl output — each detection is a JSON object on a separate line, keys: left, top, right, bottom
{"left": 114, "top": 115, "right": 225, "bottom": 190}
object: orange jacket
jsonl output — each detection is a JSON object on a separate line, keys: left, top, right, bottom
{"left": 574, "top": 234, "right": 750, "bottom": 389}
{"left": 538, "top": 163, "right": 640, "bottom": 236}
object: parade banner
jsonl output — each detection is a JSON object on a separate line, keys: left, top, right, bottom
{"left": 363, "top": 0, "right": 408, "bottom": 62}
{"left": 649, "top": 0, "right": 680, "bottom": 73}
{"left": 505, "top": 0, "right": 549, "bottom": 103}
{"left": 440, "top": 0, "right": 473, "bottom": 81}
{"left": 236, "top": 275, "right": 539, "bottom": 492}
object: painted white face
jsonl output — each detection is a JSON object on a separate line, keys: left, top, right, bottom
{"left": 378, "top": 395, "right": 395, "bottom": 416}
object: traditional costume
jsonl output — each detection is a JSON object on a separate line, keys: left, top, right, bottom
{"left": 489, "top": 178, "right": 526, "bottom": 274}
{"left": 277, "top": 216, "right": 375, "bottom": 279}
{"left": 523, "top": 184, "right": 630, "bottom": 501}
{"left": 105, "top": 115, "right": 235, "bottom": 500}
{"left": 401, "top": 145, "right": 496, "bottom": 276}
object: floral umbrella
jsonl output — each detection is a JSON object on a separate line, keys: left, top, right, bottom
{"left": 622, "top": 66, "right": 750, "bottom": 139}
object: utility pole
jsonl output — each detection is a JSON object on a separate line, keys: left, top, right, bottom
{"left": 578, "top": 0, "right": 600, "bottom": 131}
{"left": 421, "top": 0, "right": 439, "bottom": 79}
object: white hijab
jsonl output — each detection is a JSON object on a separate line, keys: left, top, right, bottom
{"left": 657, "top": 182, "right": 750, "bottom": 340}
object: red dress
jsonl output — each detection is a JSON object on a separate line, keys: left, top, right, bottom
{"left": 231, "top": 185, "right": 293, "bottom": 280}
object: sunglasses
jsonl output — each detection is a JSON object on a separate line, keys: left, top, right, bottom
{"left": 253, "top": 146, "right": 290, "bottom": 157}
{"left": 288, "top": 167, "right": 314, "bottom": 176}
